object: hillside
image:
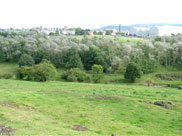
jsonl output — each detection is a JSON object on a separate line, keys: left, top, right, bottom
{"left": 0, "top": 63, "right": 182, "bottom": 135}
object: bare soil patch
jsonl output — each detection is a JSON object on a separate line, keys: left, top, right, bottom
{"left": 73, "top": 125, "right": 88, "bottom": 131}
{"left": 0, "top": 102, "right": 19, "bottom": 109}
{"left": 0, "top": 125, "right": 15, "bottom": 135}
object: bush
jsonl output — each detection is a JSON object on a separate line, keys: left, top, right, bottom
{"left": 33, "top": 60, "right": 57, "bottom": 82}
{"left": 67, "top": 74, "right": 78, "bottom": 82}
{"left": 124, "top": 63, "right": 142, "bottom": 82}
{"left": 91, "top": 64, "right": 103, "bottom": 83}
{"left": 91, "top": 64, "right": 103, "bottom": 74}
{"left": 18, "top": 54, "right": 35, "bottom": 67}
{"left": 15, "top": 66, "right": 35, "bottom": 80}
{"left": 155, "top": 73, "right": 182, "bottom": 81}
{"left": 61, "top": 68, "right": 89, "bottom": 82}
{"left": 0, "top": 73, "right": 14, "bottom": 79}
{"left": 15, "top": 60, "right": 57, "bottom": 82}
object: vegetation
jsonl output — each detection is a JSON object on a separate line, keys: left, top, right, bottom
{"left": 91, "top": 64, "right": 103, "bottom": 83}
{"left": 124, "top": 63, "right": 142, "bottom": 82}
{"left": 0, "top": 31, "right": 182, "bottom": 74}
{"left": 18, "top": 54, "right": 35, "bottom": 67}
{"left": 61, "top": 68, "right": 89, "bottom": 82}
{"left": 16, "top": 60, "right": 57, "bottom": 82}
{"left": 0, "top": 32, "right": 182, "bottom": 135}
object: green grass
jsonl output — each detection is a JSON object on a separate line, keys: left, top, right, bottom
{"left": 117, "top": 36, "right": 142, "bottom": 43}
{"left": 0, "top": 79, "right": 182, "bottom": 135}
{"left": 0, "top": 63, "right": 18, "bottom": 75}
{"left": 0, "top": 63, "right": 182, "bottom": 135}
{"left": 70, "top": 35, "right": 143, "bottom": 43}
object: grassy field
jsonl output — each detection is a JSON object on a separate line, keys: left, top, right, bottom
{"left": 71, "top": 35, "right": 143, "bottom": 43}
{"left": 0, "top": 80, "right": 182, "bottom": 135}
{"left": 0, "top": 63, "right": 182, "bottom": 135}
{"left": 0, "top": 63, "right": 18, "bottom": 75}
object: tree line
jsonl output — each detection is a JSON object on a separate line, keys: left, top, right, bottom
{"left": 0, "top": 31, "right": 182, "bottom": 74}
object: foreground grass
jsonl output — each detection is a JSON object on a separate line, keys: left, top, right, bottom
{"left": 0, "top": 79, "right": 182, "bottom": 135}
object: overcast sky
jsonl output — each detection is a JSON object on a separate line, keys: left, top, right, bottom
{"left": 0, "top": 0, "right": 182, "bottom": 29}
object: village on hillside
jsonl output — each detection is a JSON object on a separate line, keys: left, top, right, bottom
{"left": 1, "top": 24, "right": 182, "bottom": 37}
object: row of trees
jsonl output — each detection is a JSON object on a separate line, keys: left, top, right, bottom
{"left": 0, "top": 31, "right": 182, "bottom": 74}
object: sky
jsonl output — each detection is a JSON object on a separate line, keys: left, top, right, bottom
{"left": 0, "top": 0, "right": 182, "bottom": 29}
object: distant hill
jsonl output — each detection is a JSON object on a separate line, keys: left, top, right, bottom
{"left": 97, "top": 23, "right": 182, "bottom": 31}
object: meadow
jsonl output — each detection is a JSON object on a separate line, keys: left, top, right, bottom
{"left": 0, "top": 63, "right": 182, "bottom": 136}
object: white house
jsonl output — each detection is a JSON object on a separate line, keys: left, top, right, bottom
{"left": 62, "top": 29, "right": 75, "bottom": 35}
{"left": 61, "top": 26, "right": 75, "bottom": 35}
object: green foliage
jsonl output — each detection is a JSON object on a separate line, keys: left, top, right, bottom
{"left": 141, "top": 59, "right": 158, "bottom": 74}
{"left": 34, "top": 49, "right": 49, "bottom": 64}
{"left": 80, "top": 47, "right": 107, "bottom": 71}
{"left": 155, "top": 37, "right": 162, "bottom": 41}
{"left": 91, "top": 64, "right": 103, "bottom": 83}
{"left": 0, "top": 73, "right": 14, "bottom": 79}
{"left": 1, "top": 31, "right": 182, "bottom": 73}
{"left": 16, "top": 60, "right": 57, "bottom": 82}
{"left": 155, "top": 73, "right": 182, "bottom": 81}
{"left": 49, "top": 32, "right": 59, "bottom": 36}
{"left": 61, "top": 68, "right": 89, "bottom": 82}
{"left": 124, "top": 63, "right": 142, "bottom": 82}
{"left": 65, "top": 48, "right": 83, "bottom": 69}
{"left": 18, "top": 54, "right": 35, "bottom": 67}
{"left": 33, "top": 60, "right": 57, "bottom": 82}
{"left": 91, "top": 64, "right": 103, "bottom": 74}
{"left": 75, "top": 27, "right": 85, "bottom": 35}
{"left": 15, "top": 66, "right": 35, "bottom": 80}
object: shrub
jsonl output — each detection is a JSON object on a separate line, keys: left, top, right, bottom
{"left": 67, "top": 74, "right": 78, "bottom": 82}
{"left": 33, "top": 60, "right": 57, "bottom": 82}
{"left": 124, "top": 63, "right": 142, "bottom": 82}
{"left": 155, "top": 73, "right": 182, "bottom": 81}
{"left": 91, "top": 64, "right": 103, "bottom": 83}
{"left": 15, "top": 60, "right": 57, "bottom": 82}
{"left": 0, "top": 73, "right": 14, "bottom": 79}
{"left": 91, "top": 64, "right": 103, "bottom": 74}
{"left": 18, "top": 54, "right": 35, "bottom": 67}
{"left": 61, "top": 68, "right": 89, "bottom": 82}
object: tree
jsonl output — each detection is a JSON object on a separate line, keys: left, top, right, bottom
{"left": 80, "top": 47, "right": 107, "bottom": 71}
{"left": 64, "top": 48, "right": 83, "bottom": 69}
{"left": 18, "top": 54, "right": 35, "bottom": 67}
{"left": 75, "top": 27, "right": 85, "bottom": 35}
{"left": 124, "top": 62, "right": 142, "bottom": 82}
{"left": 91, "top": 64, "right": 103, "bottom": 83}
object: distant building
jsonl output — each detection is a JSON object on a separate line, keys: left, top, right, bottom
{"left": 87, "top": 31, "right": 94, "bottom": 36}
{"left": 32, "top": 26, "right": 58, "bottom": 34}
{"left": 61, "top": 26, "right": 75, "bottom": 35}
{"left": 104, "top": 29, "right": 118, "bottom": 36}
{"left": 129, "top": 26, "right": 159, "bottom": 37}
